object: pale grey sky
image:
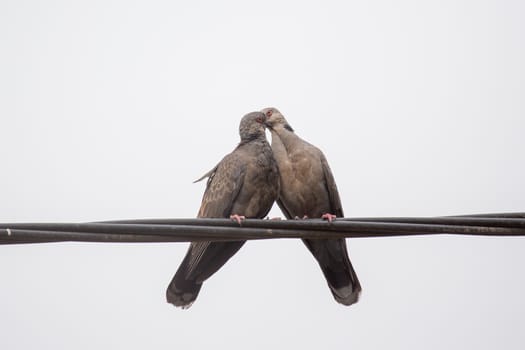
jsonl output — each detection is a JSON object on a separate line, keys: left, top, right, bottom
{"left": 1, "top": 1, "right": 524, "bottom": 349}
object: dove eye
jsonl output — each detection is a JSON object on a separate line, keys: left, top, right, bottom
{"left": 265, "top": 110, "right": 273, "bottom": 117}
{"left": 256, "top": 116, "right": 264, "bottom": 123}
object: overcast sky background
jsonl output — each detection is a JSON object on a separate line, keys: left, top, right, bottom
{"left": 1, "top": 1, "right": 524, "bottom": 349}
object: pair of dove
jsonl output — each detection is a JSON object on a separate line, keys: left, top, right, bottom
{"left": 166, "top": 108, "right": 361, "bottom": 309}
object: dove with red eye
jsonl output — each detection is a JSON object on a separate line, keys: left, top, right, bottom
{"left": 166, "top": 111, "right": 280, "bottom": 309}
{"left": 260, "top": 107, "right": 361, "bottom": 306}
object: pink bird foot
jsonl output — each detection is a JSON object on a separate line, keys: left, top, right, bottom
{"left": 230, "top": 214, "right": 246, "bottom": 225}
{"left": 321, "top": 213, "right": 337, "bottom": 222}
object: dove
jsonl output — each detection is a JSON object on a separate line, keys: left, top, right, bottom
{"left": 261, "top": 107, "right": 361, "bottom": 306}
{"left": 166, "top": 111, "right": 280, "bottom": 308}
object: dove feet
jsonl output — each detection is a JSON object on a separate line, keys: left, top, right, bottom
{"left": 230, "top": 214, "right": 246, "bottom": 225}
{"left": 321, "top": 213, "right": 337, "bottom": 222}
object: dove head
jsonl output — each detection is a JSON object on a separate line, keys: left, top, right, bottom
{"left": 261, "top": 107, "right": 294, "bottom": 132}
{"left": 239, "top": 111, "right": 267, "bottom": 141}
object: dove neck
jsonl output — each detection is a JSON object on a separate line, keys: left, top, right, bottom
{"left": 239, "top": 132, "right": 265, "bottom": 145}
{"left": 270, "top": 125, "right": 301, "bottom": 149}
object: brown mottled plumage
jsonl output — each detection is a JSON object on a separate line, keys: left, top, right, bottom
{"left": 261, "top": 107, "right": 361, "bottom": 306}
{"left": 166, "top": 112, "right": 280, "bottom": 309}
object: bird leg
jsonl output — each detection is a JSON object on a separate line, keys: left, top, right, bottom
{"left": 230, "top": 214, "right": 246, "bottom": 225}
{"left": 321, "top": 213, "right": 336, "bottom": 222}
{"left": 293, "top": 215, "right": 309, "bottom": 220}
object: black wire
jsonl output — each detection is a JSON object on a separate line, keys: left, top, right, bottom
{"left": 2, "top": 213, "right": 525, "bottom": 245}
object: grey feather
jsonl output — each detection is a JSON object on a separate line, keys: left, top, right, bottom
{"left": 166, "top": 111, "right": 280, "bottom": 309}
{"left": 193, "top": 166, "right": 218, "bottom": 183}
{"left": 261, "top": 107, "right": 361, "bottom": 306}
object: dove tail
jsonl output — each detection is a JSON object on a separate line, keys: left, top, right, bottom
{"left": 303, "top": 238, "right": 362, "bottom": 306}
{"left": 166, "top": 241, "right": 246, "bottom": 309}
{"left": 166, "top": 264, "right": 203, "bottom": 309}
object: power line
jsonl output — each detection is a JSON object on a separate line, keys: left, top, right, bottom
{"left": 2, "top": 213, "right": 525, "bottom": 245}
